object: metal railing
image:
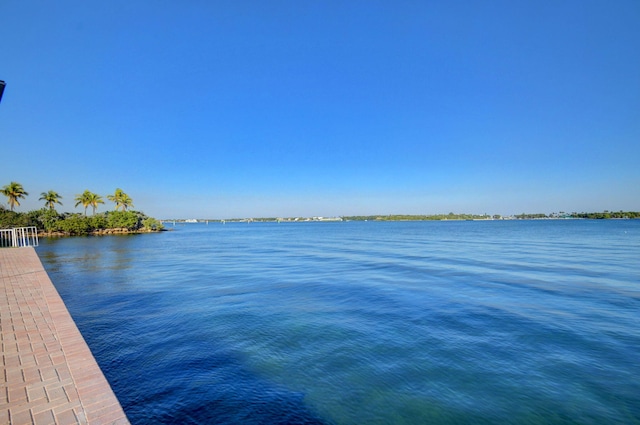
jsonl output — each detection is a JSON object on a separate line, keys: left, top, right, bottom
{"left": 0, "top": 226, "right": 39, "bottom": 248}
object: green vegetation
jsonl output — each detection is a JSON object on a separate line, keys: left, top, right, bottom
{"left": 0, "top": 208, "right": 165, "bottom": 235}
{"left": 513, "top": 213, "right": 549, "bottom": 219}
{"left": 570, "top": 211, "right": 640, "bottom": 219}
{"left": 142, "top": 217, "right": 164, "bottom": 231}
{"left": 1, "top": 181, "right": 164, "bottom": 235}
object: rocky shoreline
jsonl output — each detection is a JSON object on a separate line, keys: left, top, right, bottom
{"left": 38, "top": 228, "right": 166, "bottom": 237}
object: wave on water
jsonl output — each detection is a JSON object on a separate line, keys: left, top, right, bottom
{"left": 37, "top": 220, "right": 640, "bottom": 424}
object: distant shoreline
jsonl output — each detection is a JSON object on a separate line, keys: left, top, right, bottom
{"left": 163, "top": 212, "right": 640, "bottom": 224}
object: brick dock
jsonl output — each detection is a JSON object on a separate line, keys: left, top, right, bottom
{"left": 1, "top": 247, "right": 129, "bottom": 424}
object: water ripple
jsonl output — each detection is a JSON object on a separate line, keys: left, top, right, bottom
{"left": 37, "top": 220, "right": 640, "bottom": 424}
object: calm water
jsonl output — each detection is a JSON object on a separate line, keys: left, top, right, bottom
{"left": 36, "top": 220, "right": 640, "bottom": 424}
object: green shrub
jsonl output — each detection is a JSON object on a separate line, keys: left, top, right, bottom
{"left": 142, "top": 217, "right": 164, "bottom": 231}
{"left": 106, "top": 210, "right": 140, "bottom": 230}
{"left": 29, "top": 208, "right": 63, "bottom": 232}
{"left": 89, "top": 214, "right": 108, "bottom": 230}
{"left": 0, "top": 208, "right": 31, "bottom": 228}
{"left": 56, "top": 214, "right": 93, "bottom": 235}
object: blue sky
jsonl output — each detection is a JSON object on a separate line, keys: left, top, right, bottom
{"left": 1, "top": 1, "right": 639, "bottom": 219}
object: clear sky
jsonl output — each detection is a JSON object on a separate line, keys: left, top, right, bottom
{"left": 1, "top": 1, "right": 639, "bottom": 219}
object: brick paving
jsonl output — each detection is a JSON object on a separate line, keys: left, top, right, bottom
{"left": 1, "top": 247, "right": 129, "bottom": 425}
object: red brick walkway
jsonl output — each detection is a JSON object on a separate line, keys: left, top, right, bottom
{"left": 1, "top": 247, "right": 129, "bottom": 424}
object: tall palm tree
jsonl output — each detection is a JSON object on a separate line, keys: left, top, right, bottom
{"left": 75, "top": 190, "right": 103, "bottom": 215}
{"left": 107, "top": 188, "right": 134, "bottom": 211}
{"left": 75, "top": 190, "right": 92, "bottom": 215}
{"left": 120, "top": 193, "right": 133, "bottom": 211}
{"left": 87, "top": 192, "right": 105, "bottom": 215}
{"left": 39, "top": 190, "right": 63, "bottom": 210}
{"left": 1, "top": 182, "right": 28, "bottom": 211}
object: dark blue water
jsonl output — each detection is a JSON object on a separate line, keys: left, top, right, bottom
{"left": 36, "top": 220, "right": 640, "bottom": 424}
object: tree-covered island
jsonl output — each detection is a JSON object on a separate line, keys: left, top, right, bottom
{"left": 0, "top": 182, "right": 163, "bottom": 236}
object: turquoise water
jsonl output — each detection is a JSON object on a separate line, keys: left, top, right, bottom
{"left": 36, "top": 220, "right": 640, "bottom": 424}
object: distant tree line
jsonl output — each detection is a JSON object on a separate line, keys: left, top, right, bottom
{"left": 513, "top": 213, "right": 550, "bottom": 219}
{"left": 343, "top": 211, "right": 640, "bottom": 221}
{"left": 568, "top": 211, "right": 640, "bottom": 219}
{"left": 0, "top": 181, "right": 163, "bottom": 235}
{"left": 343, "top": 213, "right": 493, "bottom": 221}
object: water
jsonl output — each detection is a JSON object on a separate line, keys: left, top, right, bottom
{"left": 36, "top": 220, "right": 640, "bottom": 424}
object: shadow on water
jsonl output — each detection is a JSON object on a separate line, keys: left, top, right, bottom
{"left": 108, "top": 301, "right": 329, "bottom": 424}
{"left": 151, "top": 382, "right": 329, "bottom": 425}
{"left": 119, "top": 327, "right": 329, "bottom": 424}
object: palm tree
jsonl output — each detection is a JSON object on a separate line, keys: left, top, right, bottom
{"left": 87, "top": 192, "right": 105, "bottom": 215}
{"left": 1, "top": 182, "right": 28, "bottom": 211}
{"left": 75, "top": 190, "right": 103, "bottom": 215}
{"left": 39, "top": 190, "right": 63, "bottom": 210}
{"left": 107, "top": 188, "right": 134, "bottom": 211}
{"left": 75, "top": 190, "right": 92, "bottom": 215}
{"left": 120, "top": 193, "right": 133, "bottom": 211}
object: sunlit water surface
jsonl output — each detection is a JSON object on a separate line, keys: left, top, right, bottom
{"left": 36, "top": 220, "right": 640, "bottom": 424}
